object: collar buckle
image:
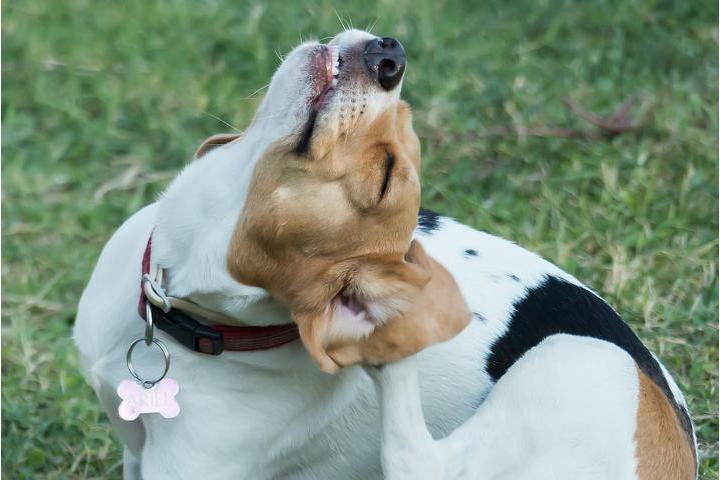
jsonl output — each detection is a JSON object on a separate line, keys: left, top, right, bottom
{"left": 139, "top": 235, "right": 299, "bottom": 354}
{"left": 152, "top": 305, "right": 225, "bottom": 355}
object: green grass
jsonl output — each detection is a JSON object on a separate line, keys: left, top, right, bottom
{"left": 2, "top": 0, "right": 717, "bottom": 478}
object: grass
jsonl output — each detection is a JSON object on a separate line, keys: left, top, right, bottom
{"left": 2, "top": 0, "right": 717, "bottom": 478}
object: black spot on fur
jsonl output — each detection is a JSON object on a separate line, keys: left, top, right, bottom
{"left": 417, "top": 208, "right": 440, "bottom": 234}
{"left": 473, "top": 312, "right": 487, "bottom": 322}
{"left": 464, "top": 249, "right": 478, "bottom": 257}
{"left": 507, "top": 274, "right": 520, "bottom": 282}
{"left": 486, "top": 275, "right": 694, "bottom": 447}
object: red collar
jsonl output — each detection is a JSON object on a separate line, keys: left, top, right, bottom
{"left": 138, "top": 236, "right": 299, "bottom": 355}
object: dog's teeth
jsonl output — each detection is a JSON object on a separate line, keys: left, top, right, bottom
{"left": 332, "top": 66, "right": 339, "bottom": 76}
{"left": 331, "top": 78, "right": 338, "bottom": 88}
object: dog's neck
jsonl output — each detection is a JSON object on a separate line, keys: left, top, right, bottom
{"left": 150, "top": 120, "right": 293, "bottom": 327}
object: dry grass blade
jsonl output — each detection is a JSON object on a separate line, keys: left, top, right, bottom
{"left": 563, "top": 95, "right": 654, "bottom": 135}
{"left": 486, "top": 94, "right": 654, "bottom": 140}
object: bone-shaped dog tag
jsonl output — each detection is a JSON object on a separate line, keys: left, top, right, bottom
{"left": 117, "top": 378, "right": 181, "bottom": 421}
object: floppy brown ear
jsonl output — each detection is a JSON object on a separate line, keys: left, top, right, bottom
{"left": 193, "top": 133, "right": 242, "bottom": 159}
{"left": 328, "top": 248, "right": 472, "bottom": 368}
{"left": 294, "top": 309, "right": 341, "bottom": 374}
{"left": 348, "top": 240, "right": 432, "bottom": 325}
{"left": 293, "top": 240, "right": 432, "bottom": 374}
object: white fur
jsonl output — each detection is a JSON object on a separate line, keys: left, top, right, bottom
{"left": 371, "top": 335, "right": 641, "bottom": 480}
{"left": 73, "top": 30, "right": 691, "bottom": 479}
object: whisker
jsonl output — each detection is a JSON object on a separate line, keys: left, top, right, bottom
{"left": 202, "top": 112, "right": 242, "bottom": 133}
{"left": 366, "top": 18, "right": 379, "bottom": 34}
{"left": 243, "top": 83, "right": 270, "bottom": 99}
{"left": 334, "top": 9, "right": 347, "bottom": 31}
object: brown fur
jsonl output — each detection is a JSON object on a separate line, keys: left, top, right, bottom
{"left": 634, "top": 366, "right": 696, "bottom": 480}
{"left": 225, "top": 102, "right": 428, "bottom": 372}
{"left": 327, "top": 241, "right": 471, "bottom": 366}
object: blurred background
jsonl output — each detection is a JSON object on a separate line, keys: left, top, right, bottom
{"left": 2, "top": 0, "right": 717, "bottom": 477}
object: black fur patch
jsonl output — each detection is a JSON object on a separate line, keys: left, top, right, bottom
{"left": 507, "top": 273, "right": 520, "bottom": 282}
{"left": 417, "top": 208, "right": 441, "bottom": 234}
{"left": 486, "top": 275, "right": 694, "bottom": 445}
{"left": 465, "top": 249, "right": 478, "bottom": 257}
{"left": 473, "top": 312, "right": 487, "bottom": 322}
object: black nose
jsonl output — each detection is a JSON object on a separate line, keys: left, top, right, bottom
{"left": 363, "top": 37, "right": 406, "bottom": 91}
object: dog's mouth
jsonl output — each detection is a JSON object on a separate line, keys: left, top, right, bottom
{"left": 296, "top": 46, "right": 342, "bottom": 153}
{"left": 311, "top": 46, "right": 341, "bottom": 112}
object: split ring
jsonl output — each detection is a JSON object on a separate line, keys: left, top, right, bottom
{"left": 125, "top": 337, "right": 170, "bottom": 389}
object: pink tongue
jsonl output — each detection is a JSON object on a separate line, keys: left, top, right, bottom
{"left": 341, "top": 294, "right": 364, "bottom": 316}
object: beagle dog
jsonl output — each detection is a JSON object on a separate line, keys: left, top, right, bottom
{"left": 74, "top": 29, "right": 696, "bottom": 479}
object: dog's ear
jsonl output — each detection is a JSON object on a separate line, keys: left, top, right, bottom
{"left": 294, "top": 309, "right": 340, "bottom": 374}
{"left": 347, "top": 240, "right": 432, "bottom": 326}
{"left": 328, "top": 247, "right": 472, "bottom": 368}
{"left": 194, "top": 133, "right": 242, "bottom": 159}
{"left": 293, "top": 240, "right": 432, "bottom": 374}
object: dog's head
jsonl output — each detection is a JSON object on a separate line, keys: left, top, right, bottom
{"left": 200, "top": 30, "right": 430, "bottom": 372}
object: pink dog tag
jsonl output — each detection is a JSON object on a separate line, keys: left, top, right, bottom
{"left": 117, "top": 378, "right": 181, "bottom": 421}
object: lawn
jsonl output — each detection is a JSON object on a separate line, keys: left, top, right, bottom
{"left": 2, "top": 0, "right": 717, "bottom": 478}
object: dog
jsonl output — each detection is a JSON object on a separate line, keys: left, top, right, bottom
{"left": 74, "top": 29, "right": 696, "bottom": 479}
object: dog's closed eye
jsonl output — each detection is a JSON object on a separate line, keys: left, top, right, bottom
{"left": 379, "top": 153, "right": 395, "bottom": 202}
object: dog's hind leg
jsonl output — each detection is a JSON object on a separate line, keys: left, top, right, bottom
{"left": 436, "top": 334, "right": 642, "bottom": 480}
{"left": 367, "top": 357, "right": 448, "bottom": 480}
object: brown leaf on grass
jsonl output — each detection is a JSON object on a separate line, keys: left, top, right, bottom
{"left": 486, "top": 94, "right": 654, "bottom": 140}
{"left": 93, "top": 163, "right": 175, "bottom": 202}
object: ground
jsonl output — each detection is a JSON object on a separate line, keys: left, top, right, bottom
{"left": 2, "top": 0, "right": 717, "bottom": 478}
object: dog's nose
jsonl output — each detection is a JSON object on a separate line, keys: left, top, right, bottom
{"left": 363, "top": 37, "right": 406, "bottom": 91}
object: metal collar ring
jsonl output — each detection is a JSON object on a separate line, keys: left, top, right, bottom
{"left": 126, "top": 337, "right": 170, "bottom": 389}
